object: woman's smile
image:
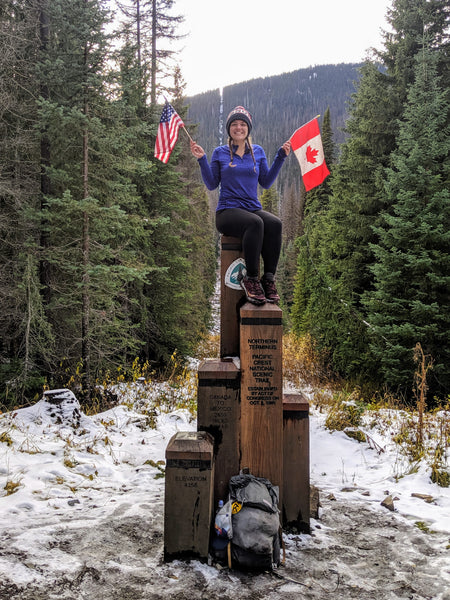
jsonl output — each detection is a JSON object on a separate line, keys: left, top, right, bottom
{"left": 229, "top": 120, "right": 248, "bottom": 140}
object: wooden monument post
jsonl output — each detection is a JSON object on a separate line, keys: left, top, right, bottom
{"left": 283, "top": 392, "right": 310, "bottom": 533}
{"left": 197, "top": 358, "right": 241, "bottom": 505}
{"left": 220, "top": 236, "right": 244, "bottom": 357}
{"left": 165, "top": 233, "right": 311, "bottom": 564}
{"left": 164, "top": 431, "right": 215, "bottom": 561}
{"left": 239, "top": 302, "right": 283, "bottom": 491}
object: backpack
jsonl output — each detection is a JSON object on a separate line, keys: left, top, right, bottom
{"left": 227, "top": 472, "right": 281, "bottom": 571}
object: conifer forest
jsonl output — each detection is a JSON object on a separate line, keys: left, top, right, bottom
{"left": 1, "top": 0, "right": 449, "bottom": 408}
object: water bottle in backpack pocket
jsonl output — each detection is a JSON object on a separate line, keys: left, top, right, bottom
{"left": 210, "top": 499, "right": 233, "bottom": 563}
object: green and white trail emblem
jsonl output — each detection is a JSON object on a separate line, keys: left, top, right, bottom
{"left": 224, "top": 258, "right": 246, "bottom": 290}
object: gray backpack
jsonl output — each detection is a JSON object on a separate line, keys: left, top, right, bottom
{"left": 228, "top": 472, "right": 281, "bottom": 571}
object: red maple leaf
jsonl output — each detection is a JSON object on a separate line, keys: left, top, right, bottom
{"left": 306, "top": 145, "right": 319, "bottom": 164}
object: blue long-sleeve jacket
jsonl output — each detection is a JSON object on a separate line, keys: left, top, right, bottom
{"left": 197, "top": 144, "right": 287, "bottom": 211}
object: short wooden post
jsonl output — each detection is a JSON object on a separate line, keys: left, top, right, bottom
{"left": 283, "top": 393, "right": 310, "bottom": 533}
{"left": 197, "top": 358, "right": 241, "bottom": 505}
{"left": 239, "top": 302, "right": 283, "bottom": 491}
{"left": 164, "top": 431, "right": 215, "bottom": 561}
{"left": 220, "top": 236, "right": 245, "bottom": 357}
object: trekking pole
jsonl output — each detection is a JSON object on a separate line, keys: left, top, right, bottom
{"left": 227, "top": 542, "right": 232, "bottom": 569}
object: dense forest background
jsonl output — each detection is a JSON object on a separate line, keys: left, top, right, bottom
{"left": 1, "top": 0, "right": 449, "bottom": 408}
{"left": 0, "top": 0, "right": 216, "bottom": 406}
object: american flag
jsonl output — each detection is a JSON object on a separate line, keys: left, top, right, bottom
{"left": 154, "top": 102, "right": 184, "bottom": 163}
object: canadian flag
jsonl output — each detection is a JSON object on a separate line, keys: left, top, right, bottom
{"left": 290, "top": 118, "right": 330, "bottom": 191}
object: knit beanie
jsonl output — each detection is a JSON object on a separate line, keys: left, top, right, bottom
{"left": 226, "top": 106, "right": 252, "bottom": 136}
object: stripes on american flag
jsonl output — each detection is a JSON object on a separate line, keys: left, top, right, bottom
{"left": 154, "top": 102, "right": 184, "bottom": 163}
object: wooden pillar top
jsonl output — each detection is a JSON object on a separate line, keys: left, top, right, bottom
{"left": 283, "top": 392, "right": 309, "bottom": 412}
{"left": 198, "top": 358, "right": 240, "bottom": 380}
{"left": 240, "top": 301, "right": 282, "bottom": 323}
{"left": 221, "top": 235, "right": 242, "bottom": 251}
{"left": 166, "top": 431, "right": 214, "bottom": 461}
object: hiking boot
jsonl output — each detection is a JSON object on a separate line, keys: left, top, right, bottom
{"left": 261, "top": 275, "right": 280, "bottom": 304}
{"left": 240, "top": 276, "right": 266, "bottom": 305}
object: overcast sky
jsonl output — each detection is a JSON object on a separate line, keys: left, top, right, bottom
{"left": 172, "top": 0, "right": 393, "bottom": 97}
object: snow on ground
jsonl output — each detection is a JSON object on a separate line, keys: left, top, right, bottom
{"left": 0, "top": 383, "right": 449, "bottom": 600}
{"left": 309, "top": 404, "right": 450, "bottom": 533}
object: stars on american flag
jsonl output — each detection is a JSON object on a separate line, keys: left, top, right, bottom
{"left": 154, "top": 102, "right": 185, "bottom": 164}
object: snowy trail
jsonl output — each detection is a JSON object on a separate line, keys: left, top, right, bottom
{"left": 1, "top": 486, "right": 449, "bottom": 599}
{"left": 1, "top": 385, "right": 449, "bottom": 599}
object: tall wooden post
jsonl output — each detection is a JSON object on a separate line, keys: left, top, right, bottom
{"left": 220, "top": 236, "right": 244, "bottom": 357}
{"left": 239, "top": 302, "right": 283, "bottom": 491}
{"left": 283, "top": 393, "right": 310, "bottom": 533}
{"left": 197, "top": 358, "right": 240, "bottom": 505}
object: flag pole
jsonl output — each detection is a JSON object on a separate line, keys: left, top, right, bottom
{"left": 289, "top": 114, "right": 321, "bottom": 140}
{"left": 181, "top": 125, "right": 194, "bottom": 143}
{"left": 307, "top": 114, "right": 321, "bottom": 124}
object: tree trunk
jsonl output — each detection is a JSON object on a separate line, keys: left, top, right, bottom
{"left": 81, "top": 93, "right": 91, "bottom": 402}
{"left": 24, "top": 254, "right": 33, "bottom": 378}
{"left": 151, "top": 0, "right": 157, "bottom": 105}
{"left": 39, "top": 0, "right": 51, "bottom": 306}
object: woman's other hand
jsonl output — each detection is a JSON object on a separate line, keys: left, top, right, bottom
{"left": 282, "top": 140, "right": 291, "bottom": 156}
{"left": 190, "top": 140, "right": 205, "bottom": 159}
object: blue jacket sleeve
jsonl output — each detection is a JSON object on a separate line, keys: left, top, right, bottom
{"left": 198, "top": 151, "right": 221, "bottom": 190}
{"left": 258, "top": 147, "right": 287, "bottom": 189}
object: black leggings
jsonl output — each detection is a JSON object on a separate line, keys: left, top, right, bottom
{"left": 216, "top": 208, "right": 282, "bottom": 278}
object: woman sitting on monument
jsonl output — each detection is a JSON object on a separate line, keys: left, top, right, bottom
{"left": 190, "top": 105, "right": 291, "bottom": 306}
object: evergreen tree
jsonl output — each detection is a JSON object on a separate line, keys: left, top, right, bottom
{"left": 291, "top": 1, "right": 450, "bottom": 388}
{"left": 290, "top": 112, "right": 339, "bottom": 357}
{"left": 0, "top": 0, "right": 51, "bottom": 401}
{"left": 117, "top": 0, "right": 184, "bottom": 105}
{"left": 0, "top": 0, "right": 215, "bottom": 405}
{"left": 276, "top": 239, "right": 298, "bottom": 316}
{"left": 36, "top": 0, "right": 154, "bottom": 393}
{"left": 290, "top": 108, "right": 336, "bottom": 339}
{"left": 364, "top": 47, "right": 450, "bottom": 399}
{"left": 115, "top": 28, "right": 214, "bottom": 364}
{"left": 173, "top": 74, "right": 216, "bottom": 342}
{"left": 260, "top": 187, "right": 279, "bottom": 215}
{"left": 291, "top": 62, "right": 400, "bottom": 381}
{"left": 321, "top": 64, "right": 399, "bottom": 299}
{"left": 281, "top": 184, "right": 304, "bottom": 243}
{"left": 379, "top": 0, "right": 450, "bottom": 102}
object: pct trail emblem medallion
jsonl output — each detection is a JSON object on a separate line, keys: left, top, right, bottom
{"left": 224, "top": 258, "right": 246, "bottom": 290}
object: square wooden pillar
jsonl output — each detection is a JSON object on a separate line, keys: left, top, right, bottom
{"left": 197, "top": 358, "right": 241, "bottom": 505}
{"left": 283, "top": 393, "right": 310, "bottom": 533}
{"left": 220, "top": 236, "right": 244, "bottom": 357}
{"left": 239, "top": 302, "right": 283, "bottom": 491}
{"left": 164, "top": 431, "right": 215, "bottom": 561}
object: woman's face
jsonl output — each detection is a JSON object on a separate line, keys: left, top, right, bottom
{"left": 229, "top": 120, "right": 248, "bottom": 142}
